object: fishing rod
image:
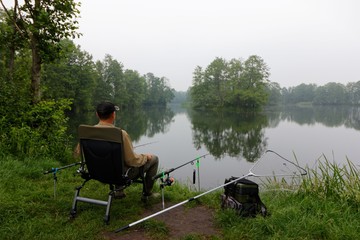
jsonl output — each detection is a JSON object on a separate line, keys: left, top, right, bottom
{"left": 43, "top": 162, "right": 82, "bottom": 198}
{"left": 134, "top": 141, "right": 159, "bottom": 149}
{"left": 43, "top": 162, "right": 81, "bottom": 175}
{"left": 152, "top": 153, "right": 209, "bottom": 183}
{"left": 114, "top": 149, "right": 307, "bottom": 233}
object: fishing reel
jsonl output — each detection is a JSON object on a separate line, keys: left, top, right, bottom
{"left": 160, "top": 174, "right": 175, "bottom": 188}
{"left": 158, "top": 174, "right": 175, "bottom": 209}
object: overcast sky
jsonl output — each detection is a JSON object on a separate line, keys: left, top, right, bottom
{"left": 72, "top": 0, "right": 360, "bottom": 91}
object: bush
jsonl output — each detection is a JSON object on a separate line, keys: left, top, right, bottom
{"left": 0, "top": 99, "right": 73, "bottom": 161}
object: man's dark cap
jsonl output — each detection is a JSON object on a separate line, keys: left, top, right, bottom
{"left": 96, "top": 101, "right": 119, "bottom": 118}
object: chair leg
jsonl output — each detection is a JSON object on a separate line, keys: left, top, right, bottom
{"left": 70, "top": 186, "right": 82, "bottom": 218}
{"left": 104, "top": 193, "right": 113, "bottom": 224}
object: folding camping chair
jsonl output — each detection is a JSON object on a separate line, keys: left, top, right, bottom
{"left": 70, "top": 125, "right": 145, "bottom": 224}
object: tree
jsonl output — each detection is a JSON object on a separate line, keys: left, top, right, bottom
{"left": 42, "top": 40, "right": 97, "bottom": 114}
{"left": 0, "top": 9, "right": 10, "bottom": 85}
{"left": 289, "top": 83, "right": 317, "bottom": 104}
{"left": 189, "top": 66, "right": 211, "bottom": 108}
{"left": 1, "top": 8, "right": 25, "bottom": 83}
{"left": 203, "top": 57, "right": 228, "bottom": 107}
{"left": 103, "top": 55, "right": 125, "bottom": 105}
{"left": 313, "top": 82, "right": 347, "bottom": 105}
{"left": 239, "top": 55, "right": 270, "bottom": 107}
{"left": 123, "top": 69, "right": 146, "bottom": 108}
{"left": 265, "top": 82, "right": 282, "bottom": 106}
{"left": 93, "top": 60, "right": 113, "bottom": 104}
{"left": 190, "top": 55, "right": 270, "bottom": 109}
{"left": 226, "top": 58, "right": 243, "bottom": 92}
{"left": 1, "top": 0, "right": 81, "bottom": 104}
{"left": 346, "top": 81, "right": 360, "bottom": 105}
{"left": 144, "top": 73, "right": 174, "bottom": 106}
{"left": 93, "top": 55, "right": 124, "bottom": 106}
{"left": 1, "top": 10, "right": 32, "bottom": 119}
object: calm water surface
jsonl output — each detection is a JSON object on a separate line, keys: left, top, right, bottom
{"left": 73, "top": 105, "right": 360, "bottom": 190}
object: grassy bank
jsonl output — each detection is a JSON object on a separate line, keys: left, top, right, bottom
{"left": 0, "top": 155, "right": 359, "bottom": 239}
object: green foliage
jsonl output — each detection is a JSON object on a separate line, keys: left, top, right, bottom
{"left": 265, "top": 82, "right": 282, "bottom": 106}
{"left": 123, "top": 69, "right": 147, "bottom": 108}
{"left": 0, "top": 99, "right": 73, "bottom": 160}
{"left": 313, "top": 82, "right": 347, "bottom": 105}
{"left": 283, "top": 83, "right": 317, "bottom": 104}
{"left": 42, "top": 39, "right": 97, "bottom": 114}
{"left": 0, "top": 38, "right": 33, "bottom": 118}
{"left": 94, "top": 54, "right": 125, "bottom": 105}
{"left": 2, "top": 0, "right": 81, "bottom": 103}
{"left": 15, "top": 0, "right": 82, "bottom": 61}
{"left": 0, "top": 37, "right": 89, "bottom": 162}
{"left": 144, "top": 73, "right": 175, "bottom": 106}
{"left": 346, "top": 81, "right": 360, "bottom": 105}
{"left": 282, "top": 81, "right": 360, "bottom": 106}
{"left": 93, "top": 56, "right": 173, "bottom": 109}
{"left": 190, "top": 56, "right": 270, "bottom": 109}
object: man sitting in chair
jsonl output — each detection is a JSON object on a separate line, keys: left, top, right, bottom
{"left": 89, "top": 101, "right": 159, "bottom": 201}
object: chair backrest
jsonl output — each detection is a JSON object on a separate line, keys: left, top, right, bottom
{"left": 78, "top": 124, "right": 126, "bottom": 185}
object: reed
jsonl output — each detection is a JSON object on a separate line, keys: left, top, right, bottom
{"left": 300, "top": 155, "right": 360, "bottom": 204}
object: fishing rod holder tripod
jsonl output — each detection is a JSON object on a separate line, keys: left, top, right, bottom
{"left": 159, "top": 173, "right": 175, "bottom": 209}
{"left": 152, "top": 153, "right": 209, "bottom": 209}
{"left": 43, "top": 162, "right": 81, "bottom": 198}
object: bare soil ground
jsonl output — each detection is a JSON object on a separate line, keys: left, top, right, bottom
{"left": 104, "top": 202, "right": 221, "bottom": 240}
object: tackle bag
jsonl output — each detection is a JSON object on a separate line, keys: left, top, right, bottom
{"left": 221, "top": 177, "right": 268, "bottom": 217}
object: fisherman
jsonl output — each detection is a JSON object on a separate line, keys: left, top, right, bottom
{"left": 75, "top": 101, "right": 159, "bottom": 201}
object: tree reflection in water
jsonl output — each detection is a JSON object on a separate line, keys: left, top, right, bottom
{"left": 188, "top": 108, "right": 268, "bottom": 162}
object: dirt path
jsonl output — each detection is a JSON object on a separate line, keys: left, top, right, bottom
{"left": 104, "top": 203, "right": 221, "bottom": 239}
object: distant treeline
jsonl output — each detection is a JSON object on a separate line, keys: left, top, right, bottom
{"left": 279, "top": 82, "right": 360, "bottom": 105}
{"left": 174, "top": 81, "right": 360, "bottom": 106}
{"left": 174, "top": 56, "right": 360, "bottom": 107}
{"left": 41, "top": 40, "right": 175, "bottom": 113}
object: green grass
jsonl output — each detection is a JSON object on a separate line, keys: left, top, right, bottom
{"left": 1, "top": 155, "right": 360, "bottom": 239}
{"left": 215, "top": 190, "right": 360, "bottom": 239}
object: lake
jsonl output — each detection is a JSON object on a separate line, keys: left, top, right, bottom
{"left": 72, "top": 105, "right": 360, "bottom": 190}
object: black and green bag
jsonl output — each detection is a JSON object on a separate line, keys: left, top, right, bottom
{"left": 221, "top": 177, "right": 268, "bottom": 217}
